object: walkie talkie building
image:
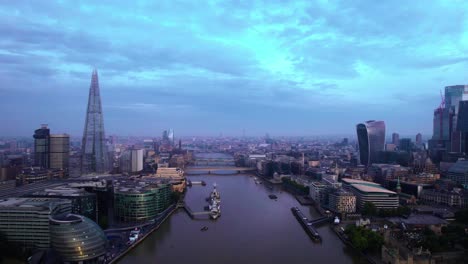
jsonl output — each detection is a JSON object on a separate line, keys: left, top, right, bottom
{"left": 356, "top": 120, "right": 386, "bottom": 166}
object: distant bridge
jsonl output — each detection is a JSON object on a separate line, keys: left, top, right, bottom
{"left": 184, "top": 167, "right": 256, "bottom": 175}
{"left": 192, "top": 158, "right": 235, "bottom": 166}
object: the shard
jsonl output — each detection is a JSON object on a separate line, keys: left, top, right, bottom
{"left": 81, "top": 69, "right": 109, "bottom": 174}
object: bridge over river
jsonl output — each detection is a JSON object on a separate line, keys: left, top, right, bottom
{"left": 184, "top": 167, "right": 256, "bottom": 175}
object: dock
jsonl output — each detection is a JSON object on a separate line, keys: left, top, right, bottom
{"left": 291, "top": 207, "right": 330, "bottom": 241}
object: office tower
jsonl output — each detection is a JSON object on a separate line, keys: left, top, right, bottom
{"left": 49, "top": 134, "right": 69, "bottom": 170}
{"left": 430, "top": 85, "right": 468, "bottom": 154}
{"left": 356, "top": 120, "right": 386, "bottom": 166}
{"left": 399, "top": 138, "right": 412, "bottom": 153}
{"left": 456, "top": 101, "right": 468, "bottom": 153}
{"left": 33, "top": 124, "right": 50, "bottom": 168}
{"left": 392, "top": 133, "right": 400, "bottom": 146}
{"left": 342, "top": 178, "right": 398, "bottom": 210}
{"left": 120, "top": 148, "right": 144, "bottom": 173}
{"left": 81, "top": 70, "right": 109, "bottom": 174}
{"left": 168, "top": 129, "right": 175, "bottom": 145}
{"left": 415, "top": 133, "right": 422, "bottom": 145}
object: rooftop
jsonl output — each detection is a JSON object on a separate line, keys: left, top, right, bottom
{"left": 342, "top": 178, "right": 396, "bottom": 194}
{"left": 0, "top": 197, "right": 70, "bottom": 210}
{"left": 448, "top": 159, "right": 468, "bottom": 174}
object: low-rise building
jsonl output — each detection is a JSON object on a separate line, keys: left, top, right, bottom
{"left": 342, "top": 178, "right": 399, "bottom": 211}
{"left": 419, "top": 189, "right": 468, "bottom": 208}
{"left": 328, "top": 189, "right": 356, "bottom": 214}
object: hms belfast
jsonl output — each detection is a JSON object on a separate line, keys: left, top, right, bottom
{"left": 208, "top": 184, "right": 221, "bottom": 219}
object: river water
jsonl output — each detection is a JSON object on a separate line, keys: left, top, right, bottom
{"left": 119, "top": 153, "right": 364, "bottom": 264}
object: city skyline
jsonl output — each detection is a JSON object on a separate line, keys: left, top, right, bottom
{"left": 2, "top": 1, "right": 468, "bottom": 136}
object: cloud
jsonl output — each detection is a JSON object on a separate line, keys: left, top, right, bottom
{"left": 0, "top": 0, "right": 467, "bottom": 136}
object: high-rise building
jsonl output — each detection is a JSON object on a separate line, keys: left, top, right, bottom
{"left": 120, "top": 148, "right": 144, "bottom": 173}
{"left": 430, "top": 85, "right": 468, "bottom": 155}
{"left": 81, "top": 70, "right": 109, "bottom": 174}
{"left": 356, "top": 120, "right": 386, "bottom": 166}
{"left": 392, "top": 133, "right": 400, "bottom": 146}
{"left": 49, "top": 134, "right": 69, "bottom": 170}
{"left": 399, "top": 138, "right": 412, "bottom": 153}
{"left": 415, "top": 133, "right": 423, "bottom": 146}
{"left": 168, "top": 129, "right": 175, "bottom": 145}
{"left": 455, "top": 101, "right": 468, "bottom": 154}
{"left": 33, "top": 124, "right": 50, "bottom": 168}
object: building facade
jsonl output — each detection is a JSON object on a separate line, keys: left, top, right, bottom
{"left": 356, "top": 120, "right": 386, "bottom": 166}
{"left": 0, "top": 198, "right": 71, "bottom": 250}
{"left": 328, "top": 190, "right": 356, "bottom": 214}
{"left": 33, "top": 125, "right": 50, "bottom": 168}
{"left": 49, "top": 134, "right": 70, "bottom": 170}
{"left": 114, "top": 183, "right": 171, "bottom": 223}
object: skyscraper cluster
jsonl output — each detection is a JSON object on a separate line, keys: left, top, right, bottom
{"left": 429, "top": 85, "right": 468, "bottom": 158}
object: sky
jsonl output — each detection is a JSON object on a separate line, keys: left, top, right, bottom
{"left": 1, "top": 0, "right": 468, "bottom": 137}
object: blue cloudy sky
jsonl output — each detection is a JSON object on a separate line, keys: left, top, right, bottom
{"left": 1, "top": 0, "right": 468, "bottom": 137}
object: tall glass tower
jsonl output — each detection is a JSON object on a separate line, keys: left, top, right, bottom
{"left": 356, "top": 120, "right": 386, "bottom": 166}
{"left": 81, "top": 70, "right": 109, "bottom": 174}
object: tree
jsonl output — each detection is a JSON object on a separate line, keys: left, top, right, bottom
{"left": 362, "top": 202, "right": 377, "bottom": 216}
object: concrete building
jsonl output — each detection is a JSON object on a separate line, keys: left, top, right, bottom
{"left": 0, "top": 197, "right": 71, "bottom": 250}
{"left": 419, "top": 189, "right": 468, "bottom": 208}
{"left": 342, "top": 178, "right": 398, "bottom": 210}
{"left": 17, "top": 167, "right": 66, "bottom": 185}
{"left": 328, "top": 189, "right": 356, "bottom": 214}
{"left": 49, "top": 214, "right": 107, "bottom": 263}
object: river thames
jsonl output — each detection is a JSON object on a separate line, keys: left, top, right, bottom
{"left": 119, "top": 153, "right": 365, "bottom": 264}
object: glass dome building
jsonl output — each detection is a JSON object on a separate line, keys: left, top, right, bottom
{"left": 49, "top": 214, "right": 107, "bottom": 263}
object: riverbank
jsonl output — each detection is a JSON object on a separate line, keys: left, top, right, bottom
{"left": 108, "top": 205, "right": 178, "bottom": 264}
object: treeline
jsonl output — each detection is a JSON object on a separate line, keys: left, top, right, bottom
{"left": 281, "top": 177, "right": 309, "bottom": 195}
{"left": 344, "top": 225, "right": 384, "bottom": 252}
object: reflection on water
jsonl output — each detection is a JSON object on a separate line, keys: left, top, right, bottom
{"left": 119, "top": 153, "right": 364, "bottom": 264}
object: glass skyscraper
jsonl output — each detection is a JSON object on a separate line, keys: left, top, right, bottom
{"left": 356, "top": 120, "right": 386, "bottom": 166}
{"left": 81, "top": 70, "right": 109, "bottom": 174}
{"left": 33, "top": 124, "right": 50, "bottom": 168}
